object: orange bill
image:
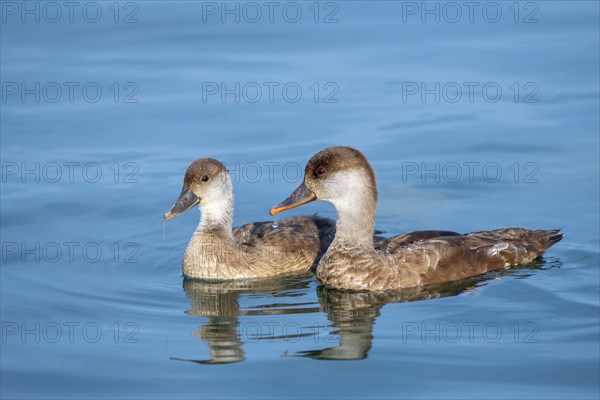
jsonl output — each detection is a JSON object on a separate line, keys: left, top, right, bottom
{"left": 270, "top": 182, "right": 316, "bottom": 215}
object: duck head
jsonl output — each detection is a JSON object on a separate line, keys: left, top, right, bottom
{"left": 164, "top": 158, "right": 233, "bottom": 221}
{"left": 270, "top": 146, "right": 378, "bottom": 216}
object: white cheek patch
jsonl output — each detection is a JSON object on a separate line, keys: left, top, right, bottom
{"left": 324, "top": 170, "right": 370, "bottom": 212}
{"left": 199, "top": 172, "right": 234, "bottom": 223}
{"left": 202, "top": 172, "right": 232, "bottom": 203}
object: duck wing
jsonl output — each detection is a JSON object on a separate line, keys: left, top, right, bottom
{"left": 375, "top": 230, "right": 462, "bottom": 252}
{"left": 233, "top": 217, "right": 317, "bottom": 247}
{"left": 232, "top": 215, "right": 337, "bottom": 246}
{"left": 391, "top": 228, "right": 563, "bottom": 285}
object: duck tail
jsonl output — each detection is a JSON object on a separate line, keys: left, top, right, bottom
{"left": 469, "top": 228, "right": 563, "bottom": 264}
{"left": 473, "top": 228, "right": 563, "bottom": 251}
{"left": 512, "top": 228, "right": 564, "bottom": 254}
{"left": 520, "top": 229, "right": 563, "bottom": 264}
{"left": 513, "top": 228, "right": 563, "bottom": 261}
{"left": 539, "top": 229, "right": 564, "bottom": 252}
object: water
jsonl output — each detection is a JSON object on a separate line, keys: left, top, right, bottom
{"left": 1, "top": 1, "right": 599, "bottom": 398}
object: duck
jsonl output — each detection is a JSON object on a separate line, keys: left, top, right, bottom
{"left": 269, "top": 146, "right": 563, "bottom": 291}
{"left": 164, "top": 158, "right": 336, "bottom": 280}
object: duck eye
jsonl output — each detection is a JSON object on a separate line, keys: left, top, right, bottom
{"left": 316, "top": 165, "right": 326, "bottom": 176}
{"left": 201, "top": 175, "right": 209, "bottom": 182}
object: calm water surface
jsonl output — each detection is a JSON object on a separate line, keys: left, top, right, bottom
{"left": 1, "top": 1, "right": 599, "bottom": 399}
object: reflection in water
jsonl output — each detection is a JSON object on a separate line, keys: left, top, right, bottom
{"left": 298, "top": 282, "right": 472, "bottom": 360}
{"left": 175, "top": 259, "right": 560, "bottom": 363}
{"left": 299, "top": 258, "right": 561, "bottom": 361}
{"left": 174, "top": 272, "right": 319, "bottom": 364}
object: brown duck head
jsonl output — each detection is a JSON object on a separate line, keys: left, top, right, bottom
{"left": 164, "top": 158, "right": 232, "bottom": 221}
{"left": 270, "top": 146, "right": 378, "bottom": 216}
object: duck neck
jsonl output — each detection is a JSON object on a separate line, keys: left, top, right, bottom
{"left": 197, "top": 194, "right": 235, "bottom": 240}
{"left": 333, "top": 201, "right": 376, "bottom": 247}
{"left": 184, "top": 189, "right": 239, "bottom": 279}
{"left": 328, "top": 172, "right": 377, "bottom": 248}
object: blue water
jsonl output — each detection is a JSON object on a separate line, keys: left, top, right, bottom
{"left": 1, "top": 1, "right": 599, "bottom": 398}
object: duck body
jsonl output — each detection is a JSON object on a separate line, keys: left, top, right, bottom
{"left": 165, "top": 158, "right": 335, "bottom": 280}
{"left": 318, "top": 228, "right": 562, "bottom": 291}
{"left": 270, "top": 146, "right": 563, "bottom": 292}
{"left": 182, "top": 215, "right": 334, "bottom": 280}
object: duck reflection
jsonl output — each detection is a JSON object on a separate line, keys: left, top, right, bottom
{"left": 298, "top": 258, "right": 559, "bottom": 360}
{"left": 297, "top": 281, "right": 472, "bottom": 360}
{"left": 174, "top": 271, "right": 319, "bottom": 364}
{"left": 175, "top": 259, "right": 559, "bottom": 363}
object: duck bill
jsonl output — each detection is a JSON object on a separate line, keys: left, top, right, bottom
{"left": 164, "top": 187, "right": 200, "bottom": 220}
{"left": 270, "top": 182, "right": 316, "bottom": 215}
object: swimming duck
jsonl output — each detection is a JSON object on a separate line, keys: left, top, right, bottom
{"left": 164, "top": 158, "right": 335, "bottom": 280}
{"left": 270, "top": 146, "right": 563, "bottom": 291}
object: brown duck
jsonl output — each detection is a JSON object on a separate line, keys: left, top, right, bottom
{"left": 164, "top": 158, "right": 335, "bottom": 280}
{"left": 270, "top": 146, "right": 563, "bottom": 291}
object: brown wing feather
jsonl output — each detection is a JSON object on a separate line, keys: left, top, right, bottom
{"left": 394, "top": 228, "right": 563, "bottom": 286}
{"left": 375, "top": 230, "right": 462, "bottom": 252}
{"left": 230, "top": 215, "right": 337, "bottom": 275}
{"left": 318, "top": 228, "right": 562, "bottom": 291}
